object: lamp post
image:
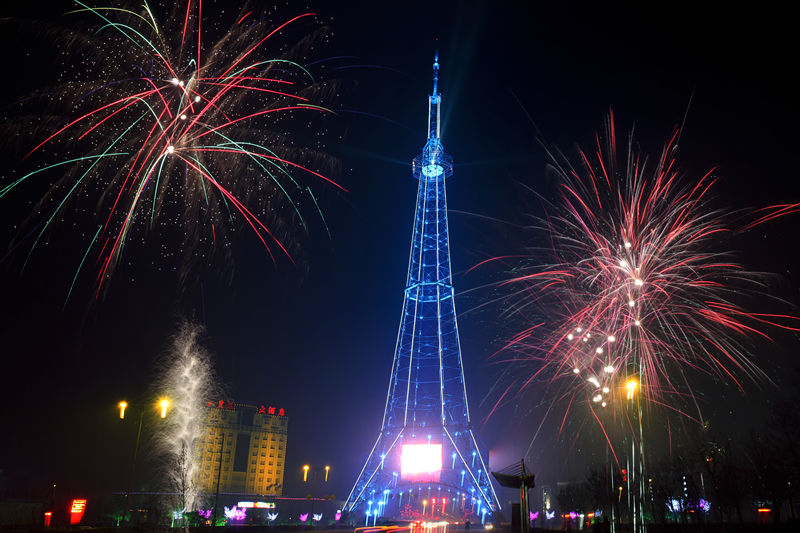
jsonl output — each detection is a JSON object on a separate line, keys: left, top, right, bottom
{"left": 211, "top": 432, "right": 225, "bottom": 528}
{"left": 303, "top": 464, "right": 331, "bottom": 525}
{"left": 624, "top": 377, "right": 645, "bottom": 533}
{"left": 118, "top": 398, "right": 169, "bottom": 525}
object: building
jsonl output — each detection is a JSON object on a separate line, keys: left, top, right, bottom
{"left": 194, "top": 401, "right": 288, "bottom": 496}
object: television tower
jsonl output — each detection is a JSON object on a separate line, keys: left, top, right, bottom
{"left": 344, "top": 54, "right": 501, "bottom": 523}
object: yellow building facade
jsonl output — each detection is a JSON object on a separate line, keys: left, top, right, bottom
{"left": 194, "top": 401, "right": 288, "bottom": 496}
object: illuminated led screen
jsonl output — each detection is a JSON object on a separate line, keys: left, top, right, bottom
{"left": 237, "top": 501, "right": 276, "bottom": 509}
{"left": 401, "top": 444, "right": 442, "bottom": 482}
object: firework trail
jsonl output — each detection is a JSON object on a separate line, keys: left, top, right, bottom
{"left": 154, "top": 321, "right": 219, "bottom": 516}
{"left": 484, "top": 112, "right": 800, "bottom": 456}
{"left": 2, "top": 1, "right": 343, "bottom": 298}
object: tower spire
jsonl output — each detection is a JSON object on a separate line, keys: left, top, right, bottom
{"left": 427, "top": 51, "right": 442, "bottom": 141}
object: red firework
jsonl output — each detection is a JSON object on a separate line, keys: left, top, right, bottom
{"left": 485, "top": 112, "right": 800, "bottom": 452}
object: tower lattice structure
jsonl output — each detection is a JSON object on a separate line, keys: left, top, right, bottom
{"left": 344, "top": 54, "right": 500, "bottom": 522}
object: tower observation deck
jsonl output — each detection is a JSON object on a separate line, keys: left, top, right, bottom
{"left": 343, "top": 54, "right": 501, "bottom": 523}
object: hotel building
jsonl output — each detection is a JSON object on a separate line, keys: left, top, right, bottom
{"left": 194, "top": 401, "right": 288, "bottom": 496}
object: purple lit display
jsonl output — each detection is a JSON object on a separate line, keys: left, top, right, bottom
{"left": 224, "top": 506, "right": 247, "bottom": 521}
{"left": 667, "top": 498, "right": 711, "bottom": 513}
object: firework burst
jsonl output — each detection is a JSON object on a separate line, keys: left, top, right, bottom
{"left": 487, "top": 112, "right": 799, "bottom": 451}
{"left": 2, "top": 1, "right": 343, "bottom": 298}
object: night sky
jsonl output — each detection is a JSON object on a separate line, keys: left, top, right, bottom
{"left": 1, "top": 0, "right": 799, "bottom": 511}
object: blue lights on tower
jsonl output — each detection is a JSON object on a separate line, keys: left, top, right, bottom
{"left": 343, "top": 53, "right": 501, "bottom": 520}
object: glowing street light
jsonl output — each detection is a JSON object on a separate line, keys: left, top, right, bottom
{"left": 324, "top": 465, "right": 330, "bottom": 482}
{"left": 159, "top": 398, "right": 170, "bottom": 418}
{"left": 625, "top": 379, "right": 638, "bottom": 400}
{"left": 303, "top": 465, "right": 310, "bottom": 482}
{"left": 119, "top": 398, "right": 169, "bottom": 525}
{"left": 422, "top": 499, "right": 428, "bottom": 516}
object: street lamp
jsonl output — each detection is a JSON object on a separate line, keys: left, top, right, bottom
{"left": 625, "top": 379, "right": 638, "bottom": 400}
{"left": 623, "top": 377, "right": 646, "bottom": 532}
{"left": 303, "top": 465, "right": 331, "bottom": 525}
{"left": 159, "top": 398, "right": 170, "bottom": 418}
{"left": 118, "top": 399, "right": 169, "bottom": 525}
{"left": 212, "top": 431, "right": 226, "bottom": 529}
{"left": 303, "top": 464, "right": 330, "bottom": 485}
